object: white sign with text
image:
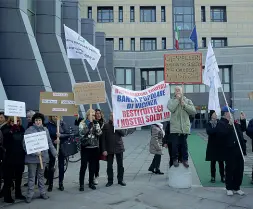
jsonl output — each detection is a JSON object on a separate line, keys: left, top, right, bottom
{"left": 24, "top": 131, "right": 49, "bottom": 155}
{"left": 4, "top": 100, "right": 26, "bottom": 117}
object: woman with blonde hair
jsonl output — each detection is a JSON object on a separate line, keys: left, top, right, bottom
{"left": 79, "top": 109, "right": 102, "bottom": 191}
{"left": 2, "top": 116, "right": 26, "bottom": 203}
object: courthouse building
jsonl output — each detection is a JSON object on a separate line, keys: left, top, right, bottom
{"left": 80, "top": 0, "right": 253, "bottom": 126}
{"left": 1, "top": 0, "right": 253, "bottom": 127}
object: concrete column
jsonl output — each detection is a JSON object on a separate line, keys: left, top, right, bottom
{"left": 0, "top": 0, "right": 52, "bottom": 111}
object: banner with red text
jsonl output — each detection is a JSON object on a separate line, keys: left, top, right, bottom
{"left": 112, "top": 81, "right": 171, "bottom": 129}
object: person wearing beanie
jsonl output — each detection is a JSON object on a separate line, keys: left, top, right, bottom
{"left": 205, "top": 110, "right": 225, "bottom": 183}
{"left": 23, "top": 113, "right": 57, "bottom": 203}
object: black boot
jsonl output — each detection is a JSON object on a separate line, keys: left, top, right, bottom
{"left": 59, "top": 183, "right": 64, "bottom": 191}
{"left": 221, "top": 176, "right": 225, "bottom": 183}
{"left": 47, "top": 184, "right": 53, "bottom": 192}
{"left": 210, "top": 177, "right": 215, "bottom": 183}
{"left": 4, "top": 191, "right": 15, "bottom": 203}
{"left": 15, "top": 191, "right": 26, "bottom": 200}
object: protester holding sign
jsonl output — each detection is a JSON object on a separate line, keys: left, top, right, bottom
{"left": 168, "top": 86, "right": 196, "bottom": 168}
{"left": 24, "top": 113, "right": 57, "bottom": 203}
{"left": 101, "top": 112, "right": 127, "bottom": 187}
{"left": 46, "top": 116, "right": 71, "bottom": 192}
{"left": 78, "top": 109, "right": 102, "bottom": 191}
{"left": 2, "top": 116, "right": 26, "bottom": 203}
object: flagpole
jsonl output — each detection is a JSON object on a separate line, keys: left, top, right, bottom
{"left": 220, "top": 86, "right": 245, "bottom": 162}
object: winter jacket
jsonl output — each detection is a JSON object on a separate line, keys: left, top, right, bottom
{"left": 163, "top": 121, "right": 171, "bottom": 145}
{"left": 216, "top": 117, "right": 246, "bottom": 160}
{"left": 101, "top": 121, "right": 126, "bottom": 154}
{"left": 23, "top": 125, "right": 57, "bottom": 164}
{"left": 205, "top": 119, "right": 224, "bottom": 161}
{"left": 149, "top": 124, "right": 163, "bottom": 155}
{"left": 0, "top": 130, "right": 3, "bottom": 161}
{"left": 246, "top": 118, "right": 253, "bottom": 152}
{"left": 79, "top": 119, "right": 102, "bottom": 148}
{"left": 167, "top": 96, "right": 196, "bottom": 134}
{"left": 46, "top": 121, "right": 70, "bottom": 145}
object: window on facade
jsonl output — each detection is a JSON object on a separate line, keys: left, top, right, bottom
{"left": 210, "top": 6, "right": 227, "bottom": 22}
{"left": 88, "top": 7, "right": 92, "bottom": 19}
{"left": 202, "top": 37, "right": 207, "bottom": 48}
{"left": 27, "top": 0, "right": 36, "bottom": 34}
{"left": 97, "top": 7, "right": 114, "bottom": 23}
{"left": 115, "top": 68, "right": 134, "bottom": 90}
{"left": 119, "top": 6, "right": 123, "bottom": 22}
{"left": 173, "top": 6, "right": 194, "bottom": 50}
{"left": 130, "top": 6, "right": 135, "bottom": 22}
{"left": 140, "top": 6, "right": 156, "bottom": 22}
{"left": 106, "top": 38, "right": 114, "bottom": 48}
{"left": 119, "top": 38, "right": 123, "bottom": 50}
{"left": 140, "top": 38, "right": 157, "bottom": 51}
{"left": 184, "top": 85, "right": 194, "bottom": 93}
{"left": 221, "top": 67, "right": 231, "bottom": 92}
{"left": 201, "top": 6, "right": 206, "bottom": 22}
{"left": 141, "top": 69, "right": 164, "bottom": 90}
{"left": 131, "top": 38, "right": 135, "bottom": 51}
{"left": 162, "top": 37, "right": 166, "bottom": 49}
{"left": 211, "top": 38, "right": 227, "bottom": 47}
{"left": 161, "top": 6, "right": 166, "bottom": 22}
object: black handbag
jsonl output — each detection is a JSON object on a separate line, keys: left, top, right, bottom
{"left": 61, "top": 140, "right": 78, "bottom": 157}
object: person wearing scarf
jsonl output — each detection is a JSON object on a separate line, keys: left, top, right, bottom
{"left": 78, "top": 109, "right": 102, "bottom": 191}
{"left": 23, "top": 113, "right": 57, "bottom": 203}
{"left": 205, "top": 110, "right": 225, "bottom": 183}
{"left": 148, "top": 123, "right": 165, "bottom": 174}
{"left": 1, "top": 117, "right": 26, "bottom": 203}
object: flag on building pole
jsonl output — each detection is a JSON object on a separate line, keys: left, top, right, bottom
{"left": 189, "top": 25, "right": 198, "bottom": 51}
{"left": 175, "top": 26, "right": 180, "bottom": 50}
{"left": 203, "top": 41, "right": 222, "bottom": 115}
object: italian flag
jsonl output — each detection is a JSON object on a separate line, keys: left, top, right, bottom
{"left": 175, "top": 26, "right": 180, "bottom": 50}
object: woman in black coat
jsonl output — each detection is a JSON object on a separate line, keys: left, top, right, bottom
{"left": 205, "top": 110, "right": 225, "bottom": 183}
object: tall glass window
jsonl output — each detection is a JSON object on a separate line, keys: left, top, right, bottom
{"left": 88, "top": 7, "right": 92, "bottom": 19}
{"left": 131, "top": 38, "right": 135, "bottom": 51}
{"left": 130, "top": 6, "right": 135, "bottom": 22}
{"left": 97, "top": 7, "right": 114, "bottom": 23}
{"left": 140, "top": 6, "right": 156, "bottom": 22}
{"left": 119, "top": 38, "right": 123, "bottom": 50}
{"left": 119, "top": 6, "right": 123, "bottom": 22}
{"left": 161, "top": 6, "right": 166, "bottom": 22}
{"left": 115, "top": 68, "right": 134, "bottom": 90}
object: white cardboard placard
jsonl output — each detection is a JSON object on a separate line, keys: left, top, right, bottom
{"left": 4, "top": 100, "right": 26, "bottom": 117}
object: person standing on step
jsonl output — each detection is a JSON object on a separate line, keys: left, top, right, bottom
{"left": 216, "top": 106, "right": 246, "bottom": 196}
{"left": 167, "top": 86, "right": 196, "bottom": 168}
{"left": 101, "top": 112, "right": 127, "bottom": 187}
{"left": 205, "top": 110, "right": 225, "bottom": 183}
{"left": 148, "top": 123, "right": 164, "bottom": 174}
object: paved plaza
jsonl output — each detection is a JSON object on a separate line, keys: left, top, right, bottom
{"left": 1, "top": 130, "right": 253, "bottom": 209}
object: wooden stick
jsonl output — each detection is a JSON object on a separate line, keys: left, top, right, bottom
{"left": 39, "top": 154, "right": 43, "bottom": 169}
{"left": 56, "top": 117, "right": 60, "bottom": 154}
{"left": 90, "top": 104, "right": 93, "bottom": 122}
{"left": 14, "top": 116, "right": 17, "bottom": 125}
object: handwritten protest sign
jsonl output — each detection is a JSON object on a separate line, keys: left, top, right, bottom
{"left": 73, "top": 81, "right": 106, "bottom": 105}
{"left": 24, "top": 131, "right": 49, "bottom": 155}
{"left": 112, "top": 81, "right": 171, "bottom": 129}
{"left": 64, "top": 24, "right": 101, "bottom": 70}
{"left": 164, "top": 53, "right": 202, "bottom": 84}
{"left": 39, "top": 92, "right": 78, "bottom": 116}
{"left": 249, "top": 92, "right": 253, "bottom": 100}
{"left": 4, "top": 100, "right": 26, "bottom": 117}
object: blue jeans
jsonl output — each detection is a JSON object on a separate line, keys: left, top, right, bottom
{"left": 170, "top": 133, "right": 188, "bottom": 161}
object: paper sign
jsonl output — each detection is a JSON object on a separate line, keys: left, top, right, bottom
{"left": 164, "top": 53, "right": 202, "bottom": 84}
{"left": 73, "top": 81, "right": 106, "bottom": 105}
{"left": 112, "top": 81, "right": 171, "bottom": 129}
{"left": 248, "top": 92, "right": 253, "bottom": 100}
{"left": 24, "top": 131, "right": 49, "bottom": 155}
{"left": 4, "top": 100, "right": 26, "bottom": 117}
{"left": 39, "top": 92, "right": 78, "bottom": 116}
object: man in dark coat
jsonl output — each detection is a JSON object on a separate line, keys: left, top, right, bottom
{"left": 216, "top": 106, "right": 246, "bottom": 196}
{"left": 101, "top": 112, "right": 127, "bottom": 187}
{"left": 205, "top": 110, "right": 225, "bottom": 183}
{"left": 246, "top": 118, "right": 253, "bottom": 184}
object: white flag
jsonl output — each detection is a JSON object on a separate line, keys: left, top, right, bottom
{"left": 203, "top": 42, "right": 222, "bottom": 89}
{"left": 64, "top": 24, "right": 101, "bottom": 70}
{"left": 208, "top": 78, "right": 221, "bottom": 116}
